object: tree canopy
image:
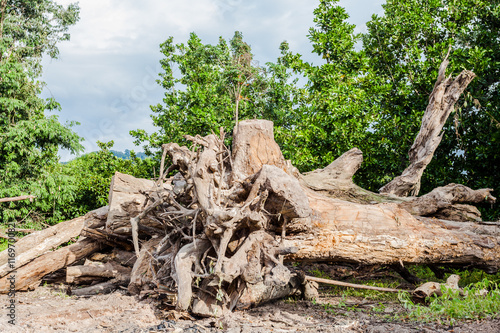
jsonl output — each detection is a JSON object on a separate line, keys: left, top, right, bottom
{"left": 131, "top": 31, "right": 302, "bottom": 155}
{"left": 133, "top": 0, "right": 499, "bottom": 219}
{"left": 0, "top": 0, "right": 83, "bottom": 225}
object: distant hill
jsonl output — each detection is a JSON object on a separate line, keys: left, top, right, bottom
{"left": 110, "top": 149, "right": 148, "bottom": 160}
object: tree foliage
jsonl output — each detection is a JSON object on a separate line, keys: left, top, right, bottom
{"left": 277, "top": 0, "right": 499, "bottom": 219}
{"left": 278, "top": 0, "right": 378, "bottom": 171}
{"left": 0, "top": 0, "right": 83, "bottom": 226}
{"left": 361, "top": 0, "right": 500, "bottom": 218}
{"left": 131, "top": 31, "right": 301, "bottom": 155}
{"left": 64, "top": 141, "right": 156, "bottom": 216}
{"left": 136, "top": 0, "right": 498, "bottom": 221}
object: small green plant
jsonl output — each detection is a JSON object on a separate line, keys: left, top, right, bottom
{"left": 309, "top": 268, "right": 330, "bottom": 279}
{"left": 398, "top": 278, "right": 500, "bottom": 325}
{"left": 371, "top": 302, "right": 386, "bottom": 313}
{"left": 0, "top": 239, "right": 7, "bottom": 252}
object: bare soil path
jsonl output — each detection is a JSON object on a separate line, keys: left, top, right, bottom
{"left": 1, "top": 286, "right": 498, "bottom": 332}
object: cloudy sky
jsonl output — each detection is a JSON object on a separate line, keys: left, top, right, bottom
{"left": 41, "top": 0, "right": 384, "bottom": 161}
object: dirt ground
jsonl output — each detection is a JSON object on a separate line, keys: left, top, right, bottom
{"left": 1, "top": 286, "right": 499, "bottom": 333}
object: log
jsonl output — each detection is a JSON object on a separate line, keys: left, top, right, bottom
{"left": 283, "top": 187, "right": 500, "bottom": 267}
{"left": 0, "top": 207, "right": 108, "bottom": 279}
{"left": 380, "top": 50, "right": 477, "bottom": 196}
{"left": 0, "top": 216, "right": 85, "bottom": 278}
{"left": 69, "top": 278, "right": 128, "bottom": 297}
{"left": 0, "top": 238, "right": 102, "bottom": 292}
{"left": 106, "top": 172, "right": 170, "bottom": 235}
{"left": 66, "top": 260, "right": 131, "bottom": 284}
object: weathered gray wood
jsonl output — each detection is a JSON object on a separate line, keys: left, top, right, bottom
{"left": 66, "top": 261, "right": 131, "bottom": 284}
{"left": 106, "top": 172, "right": 169, "bottom": 235}
{"left": 70, "top": 278, "right": 128, "bottom": 297}
{"left": 380, "top": 51, "right": 476, "bottom": 197}
{"left": 0, "top": 216, "right": 85, "bottom": 278}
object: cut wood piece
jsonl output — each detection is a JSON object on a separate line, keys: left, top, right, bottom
{"left": 283, "top": 187, "right": 500, "bottom": 268}
{"left": 412, "top": 274, "right": 461, "bottom": 303}
{"left": 106, "top": 172, "right": 170, "bottom": 235}
{"left": 69, "top": 278, "right": 128, "bottom": 297}
{"left": 236, "top": 274, "right": 304, "bottom": 311}
{"left": 0, "top": 206, "right": 107, "bottom": 279}
{"left": 0, "top": 215, "right": 85, "bottom": 278}
{"left": 0, "top": 239, "right": 102, "bottom": 293}
{"left": 380, "top": 51, "right": 476, "bottom": 197}
{"left": 231, "top": 119, "right": 298, "bottom": 183}
{"left": 66, "top": 261, "right": 131, "bottom": 284}
{"left": 128, "top": 237, "right": 162, "bottom": 295}
{"left": 83, "top": 205, "right": 109, "bottom": 229}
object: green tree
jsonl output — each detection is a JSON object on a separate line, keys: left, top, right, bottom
{"left": 278, "top": 0, "right": 378, "bottom": 171}
{"left": 278, "top": 0, "right": 498, "bottom": 219}
{"left": 0, "top": 0, "right": 83, "bottom": 226}
{"left": 361, "top": 0, "right": 500, "bottom": 218}
{"left": 64, "top": 141, "right": 156, "bottom": 216}
{"left": 131, "top": 31, "right": 296, "bottom": 155}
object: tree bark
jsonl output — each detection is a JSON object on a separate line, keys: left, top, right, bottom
{"left": 66, "top": 261, "right": 131, "bottom": 284}
{"left": 283, "top": 187, "right": 500, "bottom": 267}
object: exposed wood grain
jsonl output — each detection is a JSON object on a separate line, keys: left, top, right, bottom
{"left": 0, "top": 239, "right": 102, "bottom": 292}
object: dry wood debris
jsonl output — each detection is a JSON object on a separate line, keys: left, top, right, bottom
{"left": 1, "top": 54, "right": 498, "bottom": 317}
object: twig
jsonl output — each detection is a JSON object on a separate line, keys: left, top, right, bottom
{"left": 157, "top": 144, "right": 168, "bottom": 186}
{"left": 305, "top": 276, "right": 401, "bottom": 293}
{"left": 130, "top": 198, "right": 166, "bottom": 256}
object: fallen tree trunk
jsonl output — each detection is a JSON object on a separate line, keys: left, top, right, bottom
{"left": 0, "top": 207, "right": 108, "bottom": 279}
{"left": 66, "top": 261, "right": 131, "bottom": 284}
{"left": 283, "top": 187, "right": 500, "bottom": 266}
{"left": 100, "top": 118, "right": 498, "bottom": 317}
{"left": 0, "top": 238, "right": 102, "bottom": 292}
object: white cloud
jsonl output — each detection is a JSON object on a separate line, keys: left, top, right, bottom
{"left": 44, "top": 0, "right": 383, "bottom": 161}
